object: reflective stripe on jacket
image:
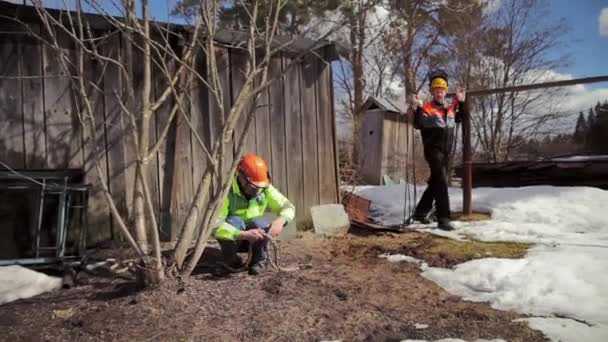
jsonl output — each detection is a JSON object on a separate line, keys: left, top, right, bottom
{"left": 414, "top": 99, "right": 463, "bottom": 151}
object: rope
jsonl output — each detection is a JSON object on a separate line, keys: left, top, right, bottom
{"left": 217, "top": 233, "right": 310, "bottom": 273}
{"left": 401, "top": 109, "right": 418, "bottom": 227}
{"left": 402, "top": 111, "right": 410, "bottom": 225}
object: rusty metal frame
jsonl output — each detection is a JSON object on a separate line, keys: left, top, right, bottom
{"left": 0, "top": 171, "right": 90, "bottom": 268}
{"left": 452, "top": 75, "right": 608, "bottom": 215}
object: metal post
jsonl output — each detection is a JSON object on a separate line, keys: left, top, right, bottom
{"left": 35, "top": 179, "right": 46, "bottom": 258}
{"left": 79, "top": 187, "right": 89, "bottom": 256}
{"left": 452, "top": 75, "right": 608, "bottom": 217}
{"left": 462, "top": 107, "right": 472, "bottom": 216}
{"left": 56, "top": 178, "right": 68, "bottom": 258}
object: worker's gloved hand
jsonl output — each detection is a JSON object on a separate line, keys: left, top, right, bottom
{"left": 456, "top": 86, "right": 466, "bottom": 102}
{"left": 407, "top": 94, "right": 422, "bottom": 109}
{"left": 268, "top": 217, "right": 287, "bottom": 238}
{"left": 239, "top": 228, "right": 265, "bottom": 242}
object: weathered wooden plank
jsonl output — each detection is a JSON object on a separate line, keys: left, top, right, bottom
{"left": 166, "top": 46, "right": 194, "bottom": 240}
{"left": 382, "top": 117, "right": 397, "bottom": 178}
{"left": 157, "top": 105, "right": 176, "bottom": 240}
{"left": 21, "top": 24, "right": 46, "bottom": 169}
{"left": 168, "top": 109, "right": 194, "bottom": 240}
{"left": 327, "top": 48, "right": 341, "bottom": 195}
{"left": 145, "top": 58, "right": 166, "bottom": 238}
{"left": 152, "top": 61, "right": 175, "bottom": 239}
{"left": 208, "top": 47, "right": 232, "bottom": 179}
{"left": 124, "top": 37, "right": 144, "bottom": 228}
{"left": 381, "top": 118, "right": 392, "bottom": 178}
{"left": 268, "top": 56, "right": 288, "bottom": 194}
{"left": 315, "top": 54, "right": 338, "bottom": 204}
{"left": 81, "top": 43, "right": 111, "bottom": 243}
{"left": 190, "top": 50, "right": 210, "bottom": 196}
{"left": 0, "top": 24, "right": 24, "bottom": 168}
{"left": 359, "top": 111, "right": 383, "bottom": 184}
{"left": 231, "top": 50, "right": 256, "bottom": 157}
{"left": 254, "top": 72, "right": 272, "bottom": 168}
{"left": 102, "top": 34, "right": 129, "bottom": 238}
{"left": 396, "top": 115, "right": 410, "bottom": 182}
{"left": 283, "top": 57, "right": 305, "bottom": 226}
{"left": 299, "top": 53, "right": 320, "bottom": 220}
{"left": 42, "top": 31, "right": 82, "bottom": 169}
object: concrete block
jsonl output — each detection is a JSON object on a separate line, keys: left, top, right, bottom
{"left": 310, "top": 204, "right": 350, "bottom": 236}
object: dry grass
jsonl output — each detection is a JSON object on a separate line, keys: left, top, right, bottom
{"left": 451, "top": 211, "right": 492, "bottom": 222}
{"left": 426, "top": 236, "right": 530, "bottom": 260}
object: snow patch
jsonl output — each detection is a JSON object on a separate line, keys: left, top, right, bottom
{"left": 551, "top": 155, "right": 608, "bottom": 162}
{"left": 354, "top": 184, "right": 608, "bottom": 341}
{"left": 421, "top": 245, "right": 608, "bottom": 327}
{"left": 401, "top": 339, "right": 506, "bottom": 342}
{"left": 518, "top": 317, "right": 608, "bottom": 342}
{"left": 380, "top": 253, "right": 425, "bottom": 266}
{"left": 0, "top": 266, "right": 62, "bottom": 305}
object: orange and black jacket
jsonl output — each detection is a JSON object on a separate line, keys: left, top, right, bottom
{"left": 413, "top": 99, "right": 465, "bottom": 151}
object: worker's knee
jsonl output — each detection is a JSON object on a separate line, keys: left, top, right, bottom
{"left": 248, "top": 217, "right": 272, "bottom": 231}
{"left": 226, "top": 216, "right": 246, "bottom": 231}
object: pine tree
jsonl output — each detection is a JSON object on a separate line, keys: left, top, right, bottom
{"left": 587, "top": 108, "right": 596, "bottom": 129}
{"left": 573, "top": 111, "right": 587, "bottom": 145}
{"left": 587, "top": 101, "right": 608, "bottom": 154}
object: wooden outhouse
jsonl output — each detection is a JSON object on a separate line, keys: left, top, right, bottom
{"left": 358, "top": 96, "right": 415, "bottom": 185}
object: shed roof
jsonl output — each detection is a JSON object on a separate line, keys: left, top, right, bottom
{"left": 361, "top": 96, "right": 407, "bottom": 114}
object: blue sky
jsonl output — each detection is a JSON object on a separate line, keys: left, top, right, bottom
{"left": 143, "top": 1, "right": 608, "bottom": 81}
{"left": 24, "top": 0, "right": 608, "bottom": 106}
{"left": 32, "top": 0, "right": 607, "bottom": 77}
{"left": 549, "top": 0, "right": 608, "bottom": 89}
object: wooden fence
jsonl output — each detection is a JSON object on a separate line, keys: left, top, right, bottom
{"left": 0, "top": 3, "right": 340, "bottom": 242}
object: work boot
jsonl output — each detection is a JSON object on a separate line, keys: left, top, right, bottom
{"left": 437, "top": 218, "right": 455, "bottom": 231}
{"left": 248, "top": 239, "right": 269, "bottom": 275}
{"left": 218, "top": 240, "right": 244, "bottom": 270}
{"left": 248, "top": 260, "right": 267, "bottom": 275}
{"left": 227, "top": 255, "right": 245, "bottom": 270}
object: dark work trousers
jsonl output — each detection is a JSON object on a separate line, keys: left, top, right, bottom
{"left": 218, "top": 216, "right": 271, "bottom": 265}
{"left": 414, "top": 145, "right": 451, "bottom": 221}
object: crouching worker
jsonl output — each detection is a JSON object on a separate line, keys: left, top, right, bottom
{"left": 212, "top": 153, "right": 295, "bottom": 275}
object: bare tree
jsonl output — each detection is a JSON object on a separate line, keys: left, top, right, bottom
{"left": 465, "top": 0, "right": 570, "bottom": 162}
{"left": 328, "top": 1, "right": 401, "bottom": 166}
{"left": 385, "top": 0, "right": 443, "bottom": 96}
{"left": 14, "top": 0, "right": 341, "bottom": 283}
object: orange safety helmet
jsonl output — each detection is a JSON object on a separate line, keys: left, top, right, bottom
{"left": 238, "top": 153, "right": 270, "bottom": 188}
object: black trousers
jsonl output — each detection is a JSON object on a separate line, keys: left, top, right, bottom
{"left": 414, "top": 145, "right": 451, "bottom": 220}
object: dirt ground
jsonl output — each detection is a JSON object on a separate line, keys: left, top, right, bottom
{"left": 0, "top": 229, "right": 547, "bottom": 342}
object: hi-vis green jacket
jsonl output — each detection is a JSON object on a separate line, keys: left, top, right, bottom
{"left": 213, "top": 177, "right": 296, "bottom": 241}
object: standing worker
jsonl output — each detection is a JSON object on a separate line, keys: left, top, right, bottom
{"left": 407, "top": 69, "right": 467, "bottom": 231}
{"left": 212, "top": 153, "right": 295, "bottom": 275}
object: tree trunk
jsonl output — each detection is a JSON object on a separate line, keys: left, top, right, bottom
{"left": 350, "top": 10, "right": 365, "bottom": 167}
{"left": 172, "top": 169, "right": 213, "bottom": 268}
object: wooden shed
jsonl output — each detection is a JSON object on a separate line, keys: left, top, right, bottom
{"left": 0, "top": 1, "right": 341, "bottom": 247}
{"left": 358, "top": 96, "right": 415, "bottom": 185}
